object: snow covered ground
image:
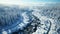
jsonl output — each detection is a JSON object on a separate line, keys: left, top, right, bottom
{"left": 0, "top": 3, "right": 60, "bottom": 34}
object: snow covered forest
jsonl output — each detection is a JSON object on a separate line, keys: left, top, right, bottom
{"left": 0, "top": 3, "right": 60, "bottom": 34}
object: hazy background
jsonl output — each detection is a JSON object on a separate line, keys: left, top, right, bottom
{"left": 0, "top": 0, "right": 60, "bottom": 6}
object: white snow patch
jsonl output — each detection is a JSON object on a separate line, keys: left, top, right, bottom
{"left": 2, "top": 31, "right": 7, "bottom": 34}
{"left": 22, "top": 12, "right": 29, "bottom": 24}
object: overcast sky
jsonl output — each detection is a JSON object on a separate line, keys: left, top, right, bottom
{"left": 0, "top": 0, "right": 60, "bottom": 6}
